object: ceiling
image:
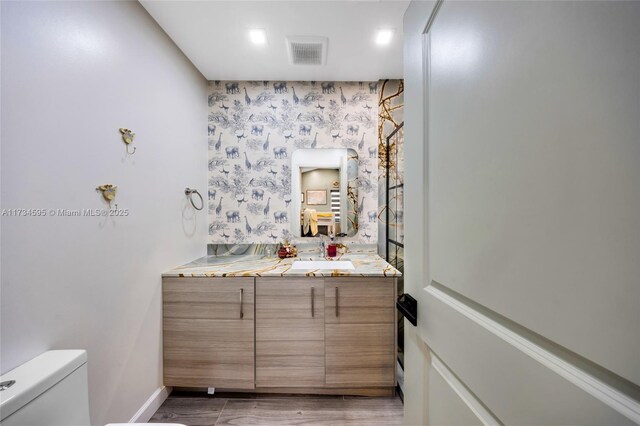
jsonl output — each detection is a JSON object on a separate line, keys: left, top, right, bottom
{"left": 140, "top": 1, "right": 409, "bottom": 81}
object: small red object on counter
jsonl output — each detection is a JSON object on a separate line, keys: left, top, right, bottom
{"left": 277, "top": 247, "right": 289, "bottom": 259}
{"left": 327, "top": 244, "right": 337, "bottom": 258}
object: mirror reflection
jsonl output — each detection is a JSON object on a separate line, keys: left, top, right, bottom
{"left": 291, "top": 148, "right": 359, "bottom": 238}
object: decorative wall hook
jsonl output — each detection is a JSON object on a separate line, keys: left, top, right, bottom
{"left": 119, "top": 128, "right": 136, "bottom": 155}
{"left": 96, "top": 184, "right": 117, "bottom": 203}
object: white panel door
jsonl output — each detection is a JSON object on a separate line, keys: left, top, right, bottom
{"left": 403, "top": 1, "right": 640, "bottom": 424}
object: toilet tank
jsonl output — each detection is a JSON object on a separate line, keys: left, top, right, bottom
{"left": 0, "top": 350, "right": 90, "bottom": 426}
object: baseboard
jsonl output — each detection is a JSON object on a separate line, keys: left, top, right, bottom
{"left": 129, "top": 386, "right": 172, "bottom": 423}
{"left": 172, "top": 386, "right": 396, "bottom": 397}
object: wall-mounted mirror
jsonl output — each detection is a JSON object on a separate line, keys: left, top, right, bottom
{"left": 291, "top": 148, "right": 359, "bottom": 238}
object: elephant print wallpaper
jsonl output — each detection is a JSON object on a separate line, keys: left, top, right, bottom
{"left": 207, "top": 81, "right": 379, "bottom": 244}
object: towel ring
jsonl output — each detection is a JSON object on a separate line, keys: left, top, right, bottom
{"left": 185, "top": 188, "right": 203, "bottom": 211}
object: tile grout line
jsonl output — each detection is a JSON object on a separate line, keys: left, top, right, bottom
{"left": 214, "top": 398, "right": 229, "bottom": 426}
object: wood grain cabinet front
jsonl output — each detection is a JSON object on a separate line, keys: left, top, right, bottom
{"left": 324, "top": 277, "right": 397, "bottom": 388}
{"left": 162, "top": 277, "right": 255, "bottom": 389}
{"left": 255, "top": 277, "right": 325, "bottom": 387}
{"left": 162, "top": 275, "right": 396, "bottom": 395}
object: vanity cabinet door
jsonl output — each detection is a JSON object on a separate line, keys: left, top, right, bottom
{"left": 255, "top": 278, "right": 325, "bottom": 387}
{"left": 324, "top": 277, "right": 396, "bottom": 387}
{"left": 162, "top": 277, "right": 255, "bottom": 389}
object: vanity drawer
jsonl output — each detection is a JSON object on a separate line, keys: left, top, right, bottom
{"left": 164, "top": 318, "right": 255, "bottom": 388}
{"left": 325, "top": 322, "right": 396, "bottom": 387}
{"left": 324, "top": 277, "right": 395, "bottom": 324}
{"left": 163, "top": 277, "right": 254, "bottom": 320}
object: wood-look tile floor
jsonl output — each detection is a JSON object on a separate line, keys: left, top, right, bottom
{"left": 149, "top": 391, "right": 403, "bottom": 426}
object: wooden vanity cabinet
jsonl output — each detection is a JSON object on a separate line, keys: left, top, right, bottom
{"left": 162, "top": 275, "right": 396, "bottom": 394}
{"left": 255, "top": 278, "right": 325, "bottom": 387}
{"left": 324, "top": 277, "right": 396, "bottom": 387}
{"left": 162, "top": 277, "right": 255, "bottom": 389}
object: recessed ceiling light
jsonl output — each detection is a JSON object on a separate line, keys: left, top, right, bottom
{"left": 249, "top": 29, "right": 267, "bottom": 45}
{"left": 375, "top": 29, "right": 394, "bottom": 45}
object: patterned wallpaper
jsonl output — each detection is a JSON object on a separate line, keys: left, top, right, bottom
{"left": 207, "top": 81, "right": 379, "bottom": 244}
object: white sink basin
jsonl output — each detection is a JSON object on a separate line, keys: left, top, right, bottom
{"left": 291, "top": 260, "right": 355, "bottom": 270}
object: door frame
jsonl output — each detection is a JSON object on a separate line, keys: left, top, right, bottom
{"left": 402, "top": 1, "right": 439, "bottom": 424}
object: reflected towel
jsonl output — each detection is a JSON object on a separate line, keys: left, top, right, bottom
{"left": 316, "top": 212, "right": 333, "bottom": 218}
{"left": 303, "top": 208, "right": 318, "bottom": 236}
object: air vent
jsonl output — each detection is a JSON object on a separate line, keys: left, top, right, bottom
{"left": 286, "top": 36, "right": 327, "bottom": 66}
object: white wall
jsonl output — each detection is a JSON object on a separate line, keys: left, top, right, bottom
{"left": 0, "top": 1, "right": 207, "bottom": 424}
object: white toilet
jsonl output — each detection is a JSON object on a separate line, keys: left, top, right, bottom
{"left": 0, "top": 350, "right": 183, "bottom": 426}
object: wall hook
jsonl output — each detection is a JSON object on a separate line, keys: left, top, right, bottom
{"left": 119, "top": 128, "right": 136, "bottom": 155}
{"left": 96, "top": 184, "right": 117, "bottom": 203}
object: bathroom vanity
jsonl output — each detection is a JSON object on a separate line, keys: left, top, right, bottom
{"left": 161, "top": 253, "right": 400, "bottom": 396}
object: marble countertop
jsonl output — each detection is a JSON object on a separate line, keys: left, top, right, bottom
{"left": 163, "top": 250, "right": 401, "bottom": 278}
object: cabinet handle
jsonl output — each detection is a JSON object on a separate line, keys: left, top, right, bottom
{"left": 311, "top": 287, "right": 315, "bottom": 318}
{"left": 335, "top": 287, "right": 339, "bottom": 317}
{"left": 239, "top": 288, "right": 244, "bottom": 319}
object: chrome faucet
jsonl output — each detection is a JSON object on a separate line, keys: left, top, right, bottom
{"left": 318, "top": 238, "right": 326, "bottom": 258}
